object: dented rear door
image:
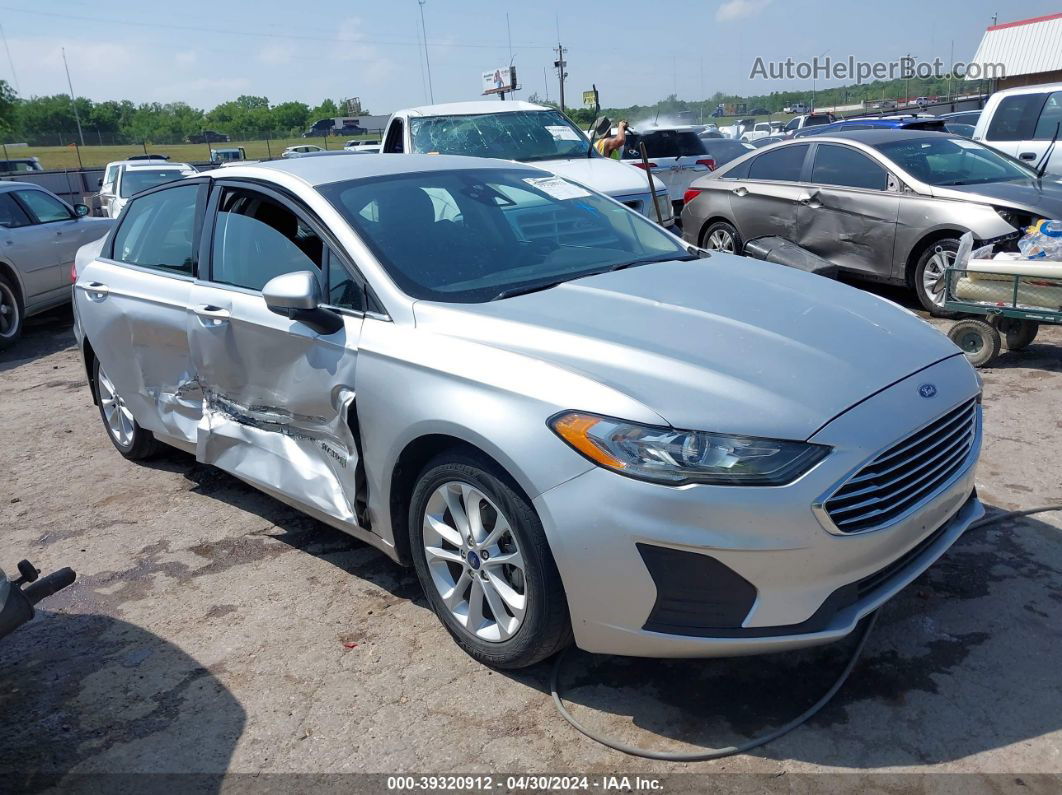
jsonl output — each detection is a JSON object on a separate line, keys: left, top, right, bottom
{"left": 75, "top": 180, "right": 207, "bottom": 446}
{"left": 188, "top": 181, "right": 366, "bottom": 527}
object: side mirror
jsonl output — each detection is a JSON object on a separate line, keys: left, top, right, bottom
{"left": 262, "top": 271, "right": 343, "bottom": 335}
{"left": 74, "top": 203, "right": 91, "bottom": 217}
{"left": 97, "top": 178, "right": 103, "bottom": 188}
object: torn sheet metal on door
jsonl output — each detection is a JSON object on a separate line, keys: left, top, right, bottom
{"left": 196, "top": 386, "right": 361, "bottom": 525}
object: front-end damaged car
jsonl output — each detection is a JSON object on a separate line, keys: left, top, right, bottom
{"left": 72, "top": 154, "right": 983, "bottom": 668}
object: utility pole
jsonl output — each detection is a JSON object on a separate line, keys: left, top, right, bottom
{"left": 61, "top": 47, "right": 85, "bottom": 148}
{"left": 554, "top": 42, "right": 567, "bottom": 113}
{"left": 0, "top": 25, "right": 19, "bottom": 94}
{"left": 418, "top": 0, "right": 434, "bottom": 104}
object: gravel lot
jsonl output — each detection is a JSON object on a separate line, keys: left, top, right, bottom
{"left": 1, "top": 291, "right": 1060, "bottom": 789}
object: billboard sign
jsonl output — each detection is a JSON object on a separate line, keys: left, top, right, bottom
{"left": 482, "top": 66, "right": 517, "bottom": 95}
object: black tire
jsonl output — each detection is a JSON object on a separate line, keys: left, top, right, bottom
{"left": 408, "top": 451, "right": 572, "bottom": 669}
{"left": 92, "top": 357, "right": 160, "bottom": 460}
{"left": 913, "top": 237, "right": 961, "bottom": 318}
{"left": 948, "top": 318, "right": 1001, "bottom": 368}
{"left": 990, "top": 316, "right": 1039, "bottom": 351}
{"left": 701, "top": 220, "right": 743, "bottom": 255}
{"left": 0, "top": 273, "right": 24, "bottom": 352}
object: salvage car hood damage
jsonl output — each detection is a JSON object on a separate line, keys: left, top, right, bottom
{"left": 414, "top": 256, "right": 959, "bottom": 440}
{"left": 932, "top": 177, "right": 1062, "bottom": 220}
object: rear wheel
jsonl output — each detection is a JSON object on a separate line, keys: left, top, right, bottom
{"left": 93, "top": 358, "right": 159, "bottom": 460}
{"left": 0, "top": 274, "right": 23, "bottom": 351}
{"left": 409, "top": 452, "right": 571, "bottom": 669}
{"left": 702, "top": 220, "right": 743, "bottom": 255}
{"left": 948, "top": 318, "right": 1001, "bottom": 368}
{"left": 913, "top": 237, "right": 960, "bottom": 317}
{"left": 990, "top": 316, "right": 1039, "bottom": 351}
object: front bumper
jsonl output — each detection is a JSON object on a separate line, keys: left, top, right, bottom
{"left": 533, "top": 354, "right": 983, "bottom": 658}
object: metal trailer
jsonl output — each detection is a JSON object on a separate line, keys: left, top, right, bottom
{"left": 943, "top": 266, "right": 1062, "bottom": 367}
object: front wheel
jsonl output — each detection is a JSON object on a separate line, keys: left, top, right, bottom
{"left": 948, "top": 318, "right": 1001, "bottom": 368}
{"left": 93, "top": 358, "right": 159, "bottom": 460}
{"left": 409, "top": 452, "right": 571, "bottom": 669}
{"left": 0, "top": 273, "right": 23, "bottom": 351}
{"left": 914, "top": 238, "right": 961, "bottom": 318}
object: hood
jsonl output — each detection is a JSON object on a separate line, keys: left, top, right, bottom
{"left": 932, "top": 177, "right": 1062, "bottom": 219}
{"left": 413, "top": 256, "right": 960, "bottom": 440}
{"left": 534, "top": 156, "right": 665, "bottom": 197}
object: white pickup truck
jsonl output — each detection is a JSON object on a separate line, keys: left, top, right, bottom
{"left": 380, "top": 101, "right": 674, "bottom": 226}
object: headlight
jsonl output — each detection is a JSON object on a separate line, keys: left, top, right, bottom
{"left": 549, "top": 412, "right": 829, "bottom": 486}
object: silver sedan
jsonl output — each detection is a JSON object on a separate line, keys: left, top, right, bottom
{"left": 0, "top": 182, "right": 113, "bottom": 350}
{"left": 73, "top": 154, "right": 983, "bottom": 668}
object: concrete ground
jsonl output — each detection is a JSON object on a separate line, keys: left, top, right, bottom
{"left": 1, "top": 291, "right": 1060, "bottom": 789}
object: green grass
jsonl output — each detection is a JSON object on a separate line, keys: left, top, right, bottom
{"left": 11, "top": 134, "right": 381, "bottom": 170}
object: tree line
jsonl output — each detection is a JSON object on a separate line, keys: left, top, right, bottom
{"left": 0, "top": 85, "right": 362, "bottom": 146}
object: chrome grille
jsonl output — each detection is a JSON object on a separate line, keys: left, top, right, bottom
{"left": 824, "top": 398, "right": 978, "bottom": 534}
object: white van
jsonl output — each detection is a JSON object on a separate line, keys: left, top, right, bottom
{"left": 973, "top": 83, "right": 1062, "bottom": 176}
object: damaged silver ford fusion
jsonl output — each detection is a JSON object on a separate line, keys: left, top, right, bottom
{"left": 73, "top": 154, "right": 984, "bottom": 669}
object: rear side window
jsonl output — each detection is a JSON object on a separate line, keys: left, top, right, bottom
{"left": 112, "top": 184, "right": 199, "bottom": 275}
{"left": 14, "top": 190, "right": 72, "bottom": 223}
{"left": 0, "top": 193, "right": 32, "bottom": 228}
{"left": 811, "top": 144, "right": 887, "bottom": 190}
{"left": 986, "top": 93, "right": 1046, "bottom": 141}
{"left": 210, "top": 187, "right": 324, "bottom": 292}
{"left": 1034, "top": 91, "right": 1062, "bottom": 141}
{"left": 748, "top": 144, "right": 809, "bottom": 181}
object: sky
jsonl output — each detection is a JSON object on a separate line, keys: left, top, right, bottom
{"left": 0, "top": 1, "right": 1059, "bottom": 113}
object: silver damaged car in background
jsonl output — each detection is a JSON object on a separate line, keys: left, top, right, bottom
{"left": 72, "top": 154, "right": 984, "bottom": 669}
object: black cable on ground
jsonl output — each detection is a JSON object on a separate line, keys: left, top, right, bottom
{"left": 551, "top": 504, "right": 1062, "bottom": 760}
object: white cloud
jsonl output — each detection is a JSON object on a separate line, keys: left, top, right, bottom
{"left": 715, "top": 0, "right": 772, "bottom": 22}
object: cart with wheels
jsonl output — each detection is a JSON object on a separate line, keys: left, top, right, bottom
{"left": 943, "top": 264, "right": 1062, "bottom": 367}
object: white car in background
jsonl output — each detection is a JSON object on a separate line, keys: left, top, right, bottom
{"left": 281, "top": 145, "right": 324, "bottom": 158}
{"left": 740, "top": 122, "right": 780, "bottom": 142}
{"left": 618, "top": 125, "right": 717, "bottom": 209}
{"left": 381, "top": 101, "right": 673, "bottom": 226}
{"left": 98, "top": 159, "right": 196, "bottom": 218}
{"left": 344, "top": 140, "right": 381, "bottom": 153}
{"left": 974, "top": 82, "right": 1062, "bottom": 176}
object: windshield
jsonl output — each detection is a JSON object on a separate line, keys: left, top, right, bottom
{"left": 874, "top": 136, "right": 1038, "bottom": 186}
{"left": 320, "top": 168, "right": 688, "bottom": 303}
{"left": 120, "top": 169, "right": 189, "bottom": 197}
{"left": 408, "top": 110, "right": 592, "bottom": 162}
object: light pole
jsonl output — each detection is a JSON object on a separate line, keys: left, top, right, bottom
{"left": 418, "top": 0, "right": 434, "bottom": 104}
{"left": 811, "top": 49, "right": 829, "bottom": 110}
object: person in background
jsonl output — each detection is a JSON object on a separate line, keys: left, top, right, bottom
{"left": 594, "top": 120, "right": 628, "bottom": 159}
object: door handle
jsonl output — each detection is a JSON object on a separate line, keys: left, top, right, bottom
{"left": 731, "top": 186, "right": 748, "bottom": 197}
{"left": 83, "top": 281, "right": 109, "bottom": 301}
{"left": 1019, "top": 152, "right": 1037, "bottom": 160}
{"left": 193, "top": 304, "right": 231, "bottom": 326}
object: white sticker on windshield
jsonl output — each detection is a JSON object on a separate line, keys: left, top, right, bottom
{"left": 545, "top": 125, "right": 581, "bottom": 141}
{"left": 523, "top": 176, "right": 591, "bottom": 200}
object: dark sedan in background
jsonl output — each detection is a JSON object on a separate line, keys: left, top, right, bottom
{"left": 681, "top": 130, "right": 1062, "bottom": 314}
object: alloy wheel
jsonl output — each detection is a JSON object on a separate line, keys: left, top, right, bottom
{"left": 421, "top": 481, "right": 527, "bottom": 642}
{"left": 922, "top": 246, "right": 955, "bottom": 308}
{"left": 0, "top": 281, "right": 18, "bottom": 339}
{"left": 97, "top": 366, "right": 135, "bottom": 447}
{"left": 707, "top": 229, "right": 736, "bottom": 253}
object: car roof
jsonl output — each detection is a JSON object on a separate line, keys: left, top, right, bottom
{"left": 401, "top": 100, "right": 547, "bottom": 117}
{"left": 991, "top": 81, "right": 1062, "bottom": 97}
{"left": 221, "top": 153, "right": 545, "bottom": 187}
{"left": 795, "top": 129, "right": 959, "bottom": 145}
{"left": 106, "top": 159, "right": 193, "bottom": 170}
{"left": 0, "top": 180, "right": 44, "bottom": 192}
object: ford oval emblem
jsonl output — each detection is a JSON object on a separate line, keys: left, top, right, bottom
{"left": 918, "top": 383, "right": 937, "bottom": 399}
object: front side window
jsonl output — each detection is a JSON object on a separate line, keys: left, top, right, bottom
{"left": 987, "top": 94, "right": 1045, "bottom": 141}
{"left": 748, "top": 144, "right": 809, "bottom": 182}
{"left": 210, "top": 187, "right": 323, "bottom": 292}
{"left": 811, "top": 144, "right": 887, "bottom": 190}
{"left": 408, "top": 110, "right": 591, "bottom": 162}
{"left": 112, "top": 184, "right": 199, "bottom": 275}
{"left": 14, "top": 189, "right": 72, "bottom": 223}
{"left": 0, "top": 193, "right": 32, "bottom": 228}
{"left": 1033, "top": 91, "right": 1062, "bottom": 140}
{"left": 320, "top": 168, "right": 690, "bottom": 303}
{"left": 119, "top": 169, "right": 191, "bottom": 198}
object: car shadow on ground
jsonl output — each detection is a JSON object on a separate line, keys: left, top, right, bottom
{"left": 504, "top": 507, "right": 1062, "bottom": 767}
{"left": 0, "top": 609, "right": 245, "bottom": 790}
{"left": 0, "top": 306, "right": 77, "bottom": 374}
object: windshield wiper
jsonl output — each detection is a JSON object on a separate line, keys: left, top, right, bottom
{"left": 606, "top": 253, "right": 698, "bottom": 271}
{"left": 490, "top": 280, "right": 570, "bottom": 301}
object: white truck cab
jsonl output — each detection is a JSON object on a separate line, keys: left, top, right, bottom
{"left": 973, "top": 83, "right": 1062, "bottom": 177}
{"left": 381, "top": 101, "right": 674, "bottom": 226}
